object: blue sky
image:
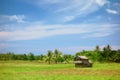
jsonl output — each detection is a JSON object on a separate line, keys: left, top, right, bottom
{"left": 0, "top": 0, "right": 120, "bottom": 54}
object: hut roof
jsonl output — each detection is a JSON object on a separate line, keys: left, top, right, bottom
{"left": 77, "top": 56, "right": 88, "bottom": 60}
{"left": 74, "top": 61, "right": 82, "bottom": 63}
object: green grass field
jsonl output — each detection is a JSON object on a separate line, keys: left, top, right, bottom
{"left": 0, "top": 61, "right": 120, "bottom": 80}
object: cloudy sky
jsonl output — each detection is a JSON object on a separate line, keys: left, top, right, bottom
{"left": 0, "top": 0, "right": 120, "bottom": 54}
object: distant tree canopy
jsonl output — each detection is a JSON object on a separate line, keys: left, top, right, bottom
{"left": 27, "top": 52, "right": 35, "bottom": 61}
{"left": 0, "top": 45, "right": 120, "bottom": 63}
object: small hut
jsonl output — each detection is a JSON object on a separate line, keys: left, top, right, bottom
{"left": 74, "top": 56, "right": 92, "bottom": 67}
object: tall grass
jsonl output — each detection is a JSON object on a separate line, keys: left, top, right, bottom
{"left": 0, "top": 61, "right": 120, "bottom": 80}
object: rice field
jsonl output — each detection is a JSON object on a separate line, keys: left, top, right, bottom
{"left": 0, "top": 61, "right": 120, "bottom": 80}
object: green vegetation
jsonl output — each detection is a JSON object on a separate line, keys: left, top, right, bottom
{"left": 0, "top": 45, "right": 120, "bottom": 80}
{"left": 0, "top": 45, "right": 120, "bottom": 63}
{"left": 0, "top": 61, "right": 120, "bottom": 80}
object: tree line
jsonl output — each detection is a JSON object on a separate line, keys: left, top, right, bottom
{"left": 0, "top": 45, "right": 120, "bottom": 63}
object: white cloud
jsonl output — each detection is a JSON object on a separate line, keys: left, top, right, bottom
{"left": 106, "top": 9, "right": 118, "bottom": 14}
{"left": 63, "top": 16, "right": 75, "bottom": 22}
{"left": 82, "top": 31, "right": 113, "bottom": 38}
{"left": 0, "top": 23, "right": 119, "bottom": 41}
{"left": 54, "top": 0, "right": 99, "bottom": 14}
{"left": 0, "top": 15, "right": 25, "bottom": 23}
{"left": 95, "top": 0, "right": 109, "bottom": 6}
{"left": 9, "top": 15, "right": 25, "bottom": 23}
{"left": 26, "top": 0, "right": 109, "bottom": 22}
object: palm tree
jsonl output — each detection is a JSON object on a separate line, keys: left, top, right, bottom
{"left": 54, "top": 49, "right": 59, "bottom": 64}
{"left": 95, "top": 45, "right": 101, "bottom": 61}
{"left": 103, "top": 47, "right": 107, "bottom": 58}
{"left": 106, "top": 45, "right": 111, "bottom": 52}
{"left": 47, "top": 50, "right": 53, "bottom": 64}
{"left": 102, "top": 45, "right": 112, "bottom": 61}
{"left": 95, "top": 45, "right": 100, "bottom": 52}
{"left": 106, "top": 45, "right": 112, "bottom": 60}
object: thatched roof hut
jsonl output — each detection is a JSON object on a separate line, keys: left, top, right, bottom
{"left": 74, "top": 56, "right": 92, "bottom": 67}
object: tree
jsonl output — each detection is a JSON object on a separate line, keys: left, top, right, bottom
{"left": 54, "top": 49, "right": 60, "bottom": 64}
{"left": 102, "top": 45, "right": 112, "bottom": 61}
{"left": 22, "top": 54, "right": 27, "bottom": 60}
{"left": 113, "top": 49, "right": 120, "bottom": 62}
{"left": 75, "top": 50, "right": 85, "bottom": 57}
{"left": 27, "top": 52, "right": 35, "bottom": 61}
{"left": 102, "top": 47, "right": 108, "bottom": 59}
{"left": 47, "top": 50, "right": 53, "bottom": 64}
{"left": 6, "top": 52, "right": 15, "bottom": 60}
{"left": 95, "top": 45, "right": 100, "bottom": 52}
{"left": 63, "top": 54, "right": 69, "bottom": 63}
{"left": 106, "top": 45, "right": 112, "bottom": 61}
{"left": 39, "top": 54, "right": 44, "bottom": 61}
{"left": 94, "top": 45, "right": 102, "bottom": 61}
{"left": 106, "top": 45, "right": 111, "bottom": 52}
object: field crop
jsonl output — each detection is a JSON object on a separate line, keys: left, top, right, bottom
{"left": 0, "top": 61, "right": 120, "bottom": 80}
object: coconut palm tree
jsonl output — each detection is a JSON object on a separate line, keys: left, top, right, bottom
{"left": 47, "top": 50, "right": 53, "bottom": 64}
{"left": 54, "top": 49, "right": 59, "bottom": 64}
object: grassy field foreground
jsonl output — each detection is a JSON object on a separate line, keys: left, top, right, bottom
{"left": 0, "top": 61, "right": 120, "bottom": 80}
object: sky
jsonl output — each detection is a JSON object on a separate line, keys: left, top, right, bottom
{"left": 0, "top": 0, "right": 120, "bottom": 55}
